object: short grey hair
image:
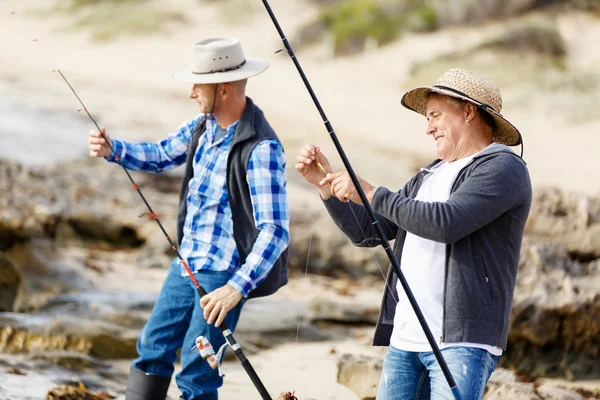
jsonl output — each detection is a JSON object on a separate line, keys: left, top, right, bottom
{"left": 428, "top": 92, "right": 495, "bottom": 132}
{"left": 232, "top": 79, "right": 248, "bottom": 91}
{"left": 446, "top": 96, "right": 467, "bottom": 109}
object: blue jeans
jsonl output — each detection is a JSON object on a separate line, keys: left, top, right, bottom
{"left": 376, "top": 346, "right": 499, "bottom": 400}
{"left": 132, "top": 258, "right": 244, "bottom": 400}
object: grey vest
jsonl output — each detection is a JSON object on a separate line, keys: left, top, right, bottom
{"left": 176, "top": 97, "right": 289, "bottom": 299}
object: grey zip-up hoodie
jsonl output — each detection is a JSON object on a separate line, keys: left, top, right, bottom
{"left": 323, "top": 143, "right": 532, "bottom": 349}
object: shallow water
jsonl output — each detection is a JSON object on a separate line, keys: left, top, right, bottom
{"left": 0, "top": 353, "right": 126, "bottom": 400}
{"left": 0, "top": 96, "right": 91, "bottom": 166}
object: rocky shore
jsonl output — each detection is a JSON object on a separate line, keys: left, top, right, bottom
{"left": 0, "top": 158, "right": 599, "bottom": 399}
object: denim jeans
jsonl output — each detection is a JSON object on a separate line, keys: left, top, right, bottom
{"left": 132, "top": 258, "right": 244, "bottom": 400}
{"left": 376, "top": 345, "right": 499, "bottom": 400}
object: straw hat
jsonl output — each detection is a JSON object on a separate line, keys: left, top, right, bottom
{"left": 173, "top": 37, "right": 268, "bottom": 84}
{"left": 401, "top": 68, "right": 521, "bottom": 146}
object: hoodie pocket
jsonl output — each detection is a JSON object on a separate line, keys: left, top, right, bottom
{"left": 477, "top": 255, "right": 494, "bottom": 302}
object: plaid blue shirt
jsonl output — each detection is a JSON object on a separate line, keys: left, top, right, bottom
{"left": 107, "top": 114, "right": 290, "bottom": 297}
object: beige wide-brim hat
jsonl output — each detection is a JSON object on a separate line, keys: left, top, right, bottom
{"left": 173, "top": 37, "right": 268, "bottom": 84}
{"left": 401, "top": 68, "right": 521, "bottom": 146}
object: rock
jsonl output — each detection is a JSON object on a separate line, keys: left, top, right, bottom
{"left": 503, "top": 238, "right": 600, "bottom": 379}
{"left": 37, "top": 291, "right": 157, "bottom": 333}
{"left": 55, "top": 210, "right": 145, "bottom": 249}
{"left": 430, "top": 0, "right": 599, "bottom": 27}
{"left": 484, "top": 369, "right": 595, "bottom": 399}
{"left": 236, "top": 299, "right": 310, "bottom": 334}
{"left": 28, "top": 350, "right": 115, "bottom": 373}
{"left": 430, "top": 0, "right": 538, "bottom": 26}
{"left": 335, "top": 358, "right": 595, "bottom": 400}
{"left": 0, "top": 312, "right": 138, "bottom": 360}
{"left": 278, "top": 273, "right": 383, "bottom": 325}
{"left": 288, "top": 204, "right": 389, "bottom": 278}
{"left": 299, "top": 188, "right": 600, "bottom": 380}
{"left": 485, "top": 368, "right": 540, "bottom": 400}
{"left": 0, "top": 161, "right": 65, "bottom": 248}
{"left": 308, "top": 297, "right": 380, "bottom": 325}
{"left": 0, "top": 160, "right": 170, "bottom": 251}
{"left": 232, "top": 296, "right": 345, "bottom": 356}
{"left": 536, "top": 384, "right": 585, "bottom": 400}
{"left": 5, "top": 241, "right": 96, "bottom": 313}
{"left": 0, "top": 252, "right": 21, "bottom": 312}
{"left": 526, "top": 188, "right": 600, "bottom": 260}
{"left": 46, "top": 381, "right": 117, "bottom": 400}
{"left": 479, "top": 17, "right": 567, "bottom": 57}
{"left": 3, "top": 158, "right": 600, "bottom": 384}
{"left": 1, "top": 160, "right": 389, "bottom": 278}
{"left": 336, "top": 353, "right": 381, "bottom": 400}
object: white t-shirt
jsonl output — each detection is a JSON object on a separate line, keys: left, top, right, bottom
{"left": 390, "top": 153, "right": 503, "bottom": 356}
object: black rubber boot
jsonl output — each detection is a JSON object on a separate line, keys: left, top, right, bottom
{"left": 125, "top": 367, "right": 171, "bottom": 400}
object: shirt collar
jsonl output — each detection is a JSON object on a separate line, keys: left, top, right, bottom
{"left": 205, "top": 115, "right": 240, "bottom": 136}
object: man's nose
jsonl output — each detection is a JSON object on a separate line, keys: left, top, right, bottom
{"left": 426, "top": 122, "right": 436, "bottom": 136}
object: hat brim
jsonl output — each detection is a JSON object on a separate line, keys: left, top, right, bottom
{"left": 401, "top": 86, "right": 522, "bottom": 147}
{"left": 172, "top": 57, "right": 269, "bottom": 84}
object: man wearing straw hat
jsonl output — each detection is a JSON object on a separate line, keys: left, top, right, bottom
{"left": 88, "top": 37, "right": 290, "bottom": 399}
{"left": 296, "top": 68, "right": 532, "bottom": 399}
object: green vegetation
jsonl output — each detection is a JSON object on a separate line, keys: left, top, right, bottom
{"left": 299, "top": 0, "right": 600, "bottom": 57}
{"left": 55, "top": 0, "right": 186, "bottom": 42}
{"left": 321, "top": 0, "right": 399, "bottom": 55}
{"left": 554, "top": 0, "right": 600, "bottom": 10}
{"left": 298, "top": 0, "right": 438, "bottom": 56}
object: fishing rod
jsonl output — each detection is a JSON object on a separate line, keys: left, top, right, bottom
{"left": 8, "top": 11, "right": 272, "bottom": 400}
{"left": 258, "top": 1, "right": 462, "bottom": 399}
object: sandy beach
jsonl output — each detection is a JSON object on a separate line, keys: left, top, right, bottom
{"left": 3, "top": 0, "right": 600, "bottom": 193}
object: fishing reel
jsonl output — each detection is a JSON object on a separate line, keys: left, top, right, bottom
{"left": 190, "top": 335, "right": 228, "bottom": 377}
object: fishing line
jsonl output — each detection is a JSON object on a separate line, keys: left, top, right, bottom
{"left": 9, "top": 8, "right": 190, "bottom": 283}
{"left": 10, "top": 12, "right": 58, "bottom": 70}
{"left": 236, "top": 0, "right": 250, "bottom": 20}
{"left": 346, "top": 202, "right": 399, "bottom": 304}
{"left": 248, "top": 0, "right": 258, "bottom": 12}
{"left": 294, "top": 208, "right": 318, "bottom": 345}
{"left": 9, "top": 10, "right": 141, "bottom": 211}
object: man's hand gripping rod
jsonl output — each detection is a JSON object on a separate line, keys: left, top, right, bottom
{"left": 190, "top": 283, "right": 272, "bottom": 399}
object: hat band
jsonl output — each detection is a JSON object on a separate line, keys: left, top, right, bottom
{"left": 433, "top": 85, "right": 496, "bottom": 113}
{"left": 193, "top": 59, "right": 247, "bottom": 75}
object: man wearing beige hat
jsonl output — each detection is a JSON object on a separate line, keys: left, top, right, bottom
{"left": 296, "top": 68, "right": 532, "bottom": 399}
{"left": 88, "top": 37, "right": 290, "bottom": 399}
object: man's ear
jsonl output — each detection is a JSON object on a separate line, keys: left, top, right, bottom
{"left": 221, "top": 83, "right": 232, "bottom": 98}
{"left": 464, "top": 103, "right": 477, "bottom": 123}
